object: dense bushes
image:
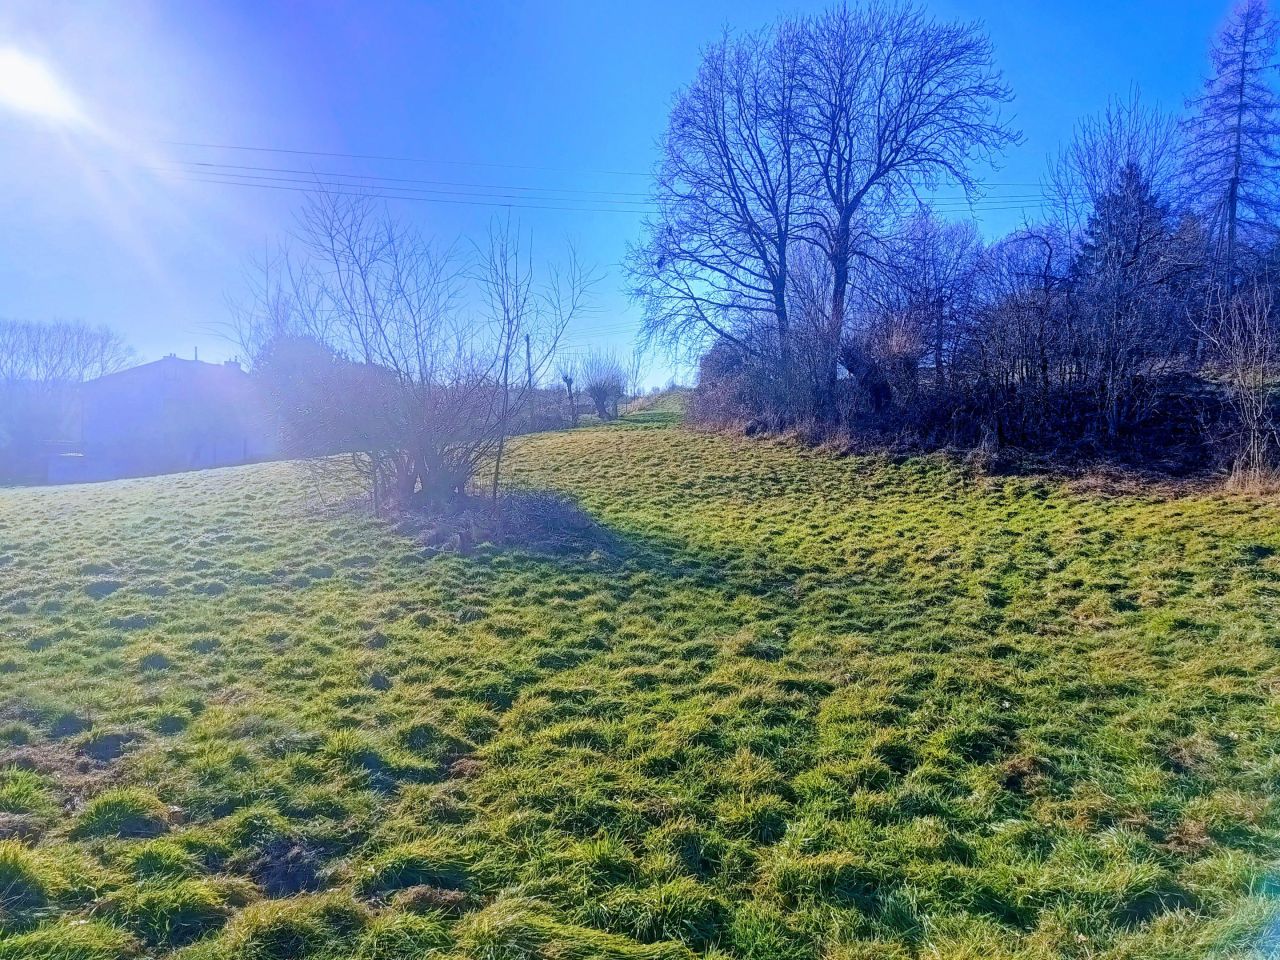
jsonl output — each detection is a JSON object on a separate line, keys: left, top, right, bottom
{"left": 687, "top": 230, "right": 1268, "bottom": 477}
{"left": 638, "top": 2, "right": 1280, "bottom": 482}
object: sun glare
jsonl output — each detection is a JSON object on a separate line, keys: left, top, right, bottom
{"left": 0, "top": 47, "right": 86, "bottom": 125}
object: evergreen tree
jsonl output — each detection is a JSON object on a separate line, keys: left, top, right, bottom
{"left": 1074, "top": 162, "right": 1177, "bottom": 304}
{"left": 1182, "top": 0, "right": 1280, "bottom": 281}
{"left": 1071, "top": 163, "right": 1186, "bottom": 436}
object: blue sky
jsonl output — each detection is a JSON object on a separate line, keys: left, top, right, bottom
{"left": 0, "top": 1, "right": 1236, "bottom": 383}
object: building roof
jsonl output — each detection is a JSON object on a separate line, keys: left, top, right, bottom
{"left": 85, "top": 355, "right": 246, "bottom": 388}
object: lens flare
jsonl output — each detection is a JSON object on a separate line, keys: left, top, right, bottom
{"left": 0, "top": 47, "right": 86, "bottom": 125}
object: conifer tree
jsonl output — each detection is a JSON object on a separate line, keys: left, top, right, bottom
{"left": 1182, "top": 0, "right": 1280, "bottom": 281}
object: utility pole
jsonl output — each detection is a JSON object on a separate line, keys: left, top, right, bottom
{"left": 524, "top": 333, "right": 533, "bottom": 427}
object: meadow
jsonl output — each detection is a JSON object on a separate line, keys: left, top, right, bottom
{"left": 2, "top": 412, "right": 1280, "bottom": 959}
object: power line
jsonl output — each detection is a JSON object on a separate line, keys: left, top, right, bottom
{"left": 559, "top": 326, "right": 638, "bottom": 335}
{"left": 169, "top": 174, "right": 656, "bottom": 215}
{"left": 148, "top": 142, "right": 1063, "bottom": 222}
{"left": 162, "top": 139, "right": 653, "bottom": 178}
{"left": 170, "top": 171, "right": 1052, "bottom": 218}
{"left": 163, "top": 139, "right": 1056, "bottom": 191}
{"left": 168, "top": 159, "right": 655, "bottom": 198}
{"left": 160, "top": 160, "right": 1053, "bottom": 209}
{"left": 160, "top": 143, "right": 1058, "bottom": 205}
{"left": 559, "top": 333, "right": 644, "bottom": 348}
{"left": 561, "top": 321, "right": 643, "bottom": 334}
{"left": 158, "top": 167, "right": 658, "bottom": 208}
{"left": 157, "top": 170, "right": 1049, "bottom": 222}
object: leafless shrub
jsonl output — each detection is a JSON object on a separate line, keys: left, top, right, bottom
{"left": 234, "top": 187, "right": 595, "bottom": 513}
{"left": 1199, "top": 281, "right": 1280, "bottom": 488}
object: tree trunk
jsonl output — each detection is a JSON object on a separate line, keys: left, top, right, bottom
{"left": 934, "top": 300, "right": 946, "bottom": 390}
{"left": 819, "top": 234, "right": 850, "bottom": 423}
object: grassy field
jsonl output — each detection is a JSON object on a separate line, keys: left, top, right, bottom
{"left": 2, "top": 413, "right": 1280, "bottom": 959}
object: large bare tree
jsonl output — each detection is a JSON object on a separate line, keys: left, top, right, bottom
{"left": 628, "top": 24, "right": 804, "bottom": 370}
{"left": 794, "top": 3, "right": 1014, "bottom": 412}
{"left": 629, "top": 2, "right": 1015, "bottom": 421}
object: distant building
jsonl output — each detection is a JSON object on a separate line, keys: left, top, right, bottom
{"left": 0, "top": 381, "right": 80, "bottom": 483}
{"left": 45, "top": 355, "right": 279, "bottom": 484}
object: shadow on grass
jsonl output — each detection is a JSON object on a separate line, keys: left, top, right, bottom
{"left": 391, "top": 490, "right": 634, "bottom": 564}
{"left": 463, "top": 489, "right": 796, "bottom": 606}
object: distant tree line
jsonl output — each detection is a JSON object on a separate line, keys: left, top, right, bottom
{"left": 0, "top": 318, "right": 133, "bottom": 481}
{"left": 631, "top": 0, "right": 1280, "bottom": 485}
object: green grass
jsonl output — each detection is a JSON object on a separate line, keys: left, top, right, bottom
{"left": 2, "top": 412, "right": 1280, "bottom": 957}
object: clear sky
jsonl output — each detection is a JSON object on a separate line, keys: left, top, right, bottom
{"left": 0, "top": 1, "right": 1238, "bottom": 382}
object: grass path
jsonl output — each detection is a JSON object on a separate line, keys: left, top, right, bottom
{"left": 1, "top": 413, "right": 1280, "bottom": 958}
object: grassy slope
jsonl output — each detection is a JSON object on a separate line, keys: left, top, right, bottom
{"left": 1, "top": 413, "right": 1280, "bottom": 958}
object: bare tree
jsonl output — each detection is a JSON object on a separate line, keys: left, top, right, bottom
{"left": 962, "top": 229, "right": 1070, "bottom": 439}
{"left": 559, "top": 362, "right": 580, "bottom": 427}
{"left": 0, "top": 318, "right": 133, "bottom": 385}
{"left": 629, "top": 2, "right": 1015, "bottom": 423}
{"left": 581, "top": 349, "right": 626, "bottom": 420}
{"left": 0, "top": 319, "right": 133, "bottom": 480}
{"left": 867, "top": 211, "right": 983, "bottom": 392}
{"left": 624, "top": 348, "right": 648, "bottom": 409}
{"left": 475, "top": 217, "right": 534, "bottom": 502}
{"left": 1200, "top": 279, "right": 1279, "bottom": 485}
{"left": 629, "top": 24, "right": 804, "bottom": 371}
{"left": 224, "top": 245, "right": 308, "bottom": 362}
{"left": 475, "top": 220, "right": 595, "bottom": 500}
{"left": 1182, "top": 0, "right": 1280, "bottom": 283}
{"left": 1049, "top": 90, "right": 1182, "bottom": 239}
{"left": 1049, "top": 91, "right": 1193, "bottom": 437}
{"left": 794, "top": 2, "right": 1016, "bottom": 415}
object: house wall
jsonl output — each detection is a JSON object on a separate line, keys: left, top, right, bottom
{"left": 63, "top": 356, "right": 278, "bottom": 482}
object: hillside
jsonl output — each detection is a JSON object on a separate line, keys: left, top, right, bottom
{"left": 1, "top": 414, "right": 1280, "bottom": 959}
